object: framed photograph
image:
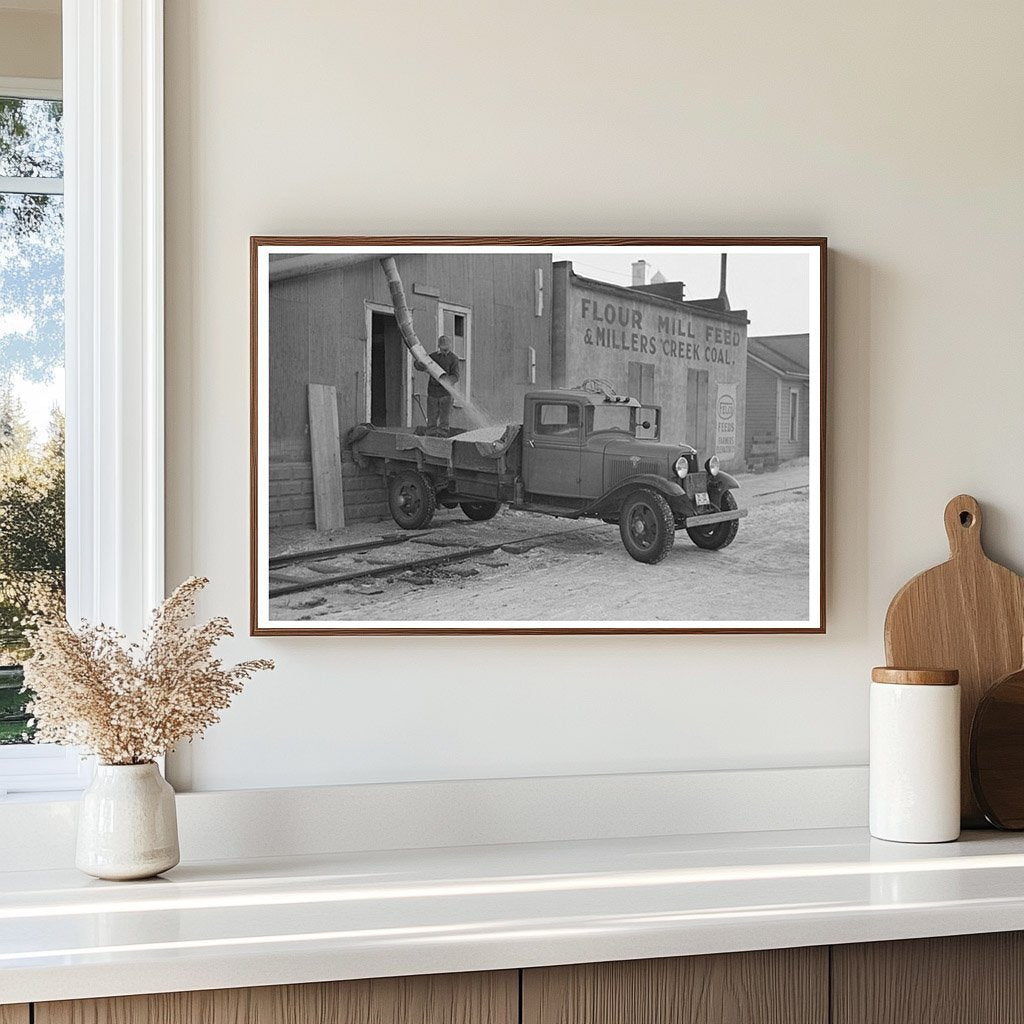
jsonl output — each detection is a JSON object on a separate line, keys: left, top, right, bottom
{"left": 250, "top": 237, "right": 826, "bottom": 635}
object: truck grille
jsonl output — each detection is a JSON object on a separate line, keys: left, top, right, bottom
{"left": 607, "top": 457, "right": 665, "bottom": 487}
{"left": 684, "top": 472, "right": 709, "bottom": 498}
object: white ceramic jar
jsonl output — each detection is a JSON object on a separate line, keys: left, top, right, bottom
{"left": 76, "top": 762, "right": 180, "bottom": 880}
{"left": 870, "top": 667, "right": 961, "bottom": 843}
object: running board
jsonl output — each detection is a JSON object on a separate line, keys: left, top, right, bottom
{"left": 683, "top": 508, "right": 748, "bottom": 527}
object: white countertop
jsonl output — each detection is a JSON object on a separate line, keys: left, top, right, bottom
{"left": 4, "top": 826, "right": 1024, "bottom": 1004}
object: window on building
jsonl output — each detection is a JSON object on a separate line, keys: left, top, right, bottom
{"left": 0, "top": 92, "right": 65, "bottom": 751}
{"left": 789, "top": 387, "right": 800, "bottom": 443}
{"left": 438, "top": 304, "right": 471, "bottom": 404}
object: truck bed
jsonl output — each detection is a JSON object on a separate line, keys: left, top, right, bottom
{"left": 349, "top": 424, "right": 522, "bottom": 476}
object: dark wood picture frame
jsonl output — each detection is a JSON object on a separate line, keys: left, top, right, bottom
{"left": 250, "top": 236, "right": 827, "bottom": 636}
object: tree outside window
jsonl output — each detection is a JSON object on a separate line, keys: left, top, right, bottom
{"left": 0, "top": 94, "right": 65, "bottom": 744}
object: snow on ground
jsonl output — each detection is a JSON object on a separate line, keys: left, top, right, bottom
{"left": 269, "top": 460, "right": 812, "bottom": 624}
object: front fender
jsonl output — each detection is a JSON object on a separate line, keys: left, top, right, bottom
{"left": 711, "top": 470, "right": 740, "bottom": 491}
{"left": 581, "top": 474, "right": 684, "bottom": 517}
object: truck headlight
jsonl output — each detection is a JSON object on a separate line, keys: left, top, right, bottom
{"left": 674, "top": 455, "right": 689, "bottom": 479}
{"left": 706, "top": 454, "right": 720, "bottom": 476}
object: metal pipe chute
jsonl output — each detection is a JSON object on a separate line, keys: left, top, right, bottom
{"left": 380, "top": 257, "right": 447, "bottom": 384}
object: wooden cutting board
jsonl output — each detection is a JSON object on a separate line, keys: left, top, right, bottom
{"left": 884, "top": 494, "right": 1024, "bottom": 826}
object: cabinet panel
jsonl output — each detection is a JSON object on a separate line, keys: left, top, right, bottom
{"left": 832, "top": 932, "right": 1024, "bottom": 1024}
{"left": 0, "top": 1007, "right": 29, "bottom": 1024}
{"left": 523, "top": 948, "right": 828, "bottom": 1024}
{"left": 36, "top": 971, "right": 517, "bottom": 1024}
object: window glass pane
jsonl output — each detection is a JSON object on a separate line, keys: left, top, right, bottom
{"left": 0, "top": 98, "right": 63, "bottom": 178}
{"left": 590, "top": 406, "right": 632, "bottom": 434}
{"left": 539, "top": 403, "right": 569, "bottom": 426}
{"left": 0, "top": 180, "right": 65, "bottom": 744}
{"left": 536, "top": 403, "right": 580, "bottom": 436}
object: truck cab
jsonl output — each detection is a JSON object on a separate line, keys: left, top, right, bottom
{"left": 519, "top": 385, "right": 745, "bottom": 562}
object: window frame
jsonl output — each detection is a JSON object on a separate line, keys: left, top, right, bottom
{"left": 789, "top": 386, "right": 800, "bottom": 443}
{"left": 0, "top": 0, "right": 165, "bottom": 797}
{"left": 437, "top": 301, "right": 471, "bottom": 405}
{"left": 0, "top": 76, "right": 77, "bottom": 795}
{"left": 535, "top": 401, "right": 582, "bottom": 442}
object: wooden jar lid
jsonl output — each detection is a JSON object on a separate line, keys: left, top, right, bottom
{"left": 871, "top": 667, "right": 960, "bottom": 686}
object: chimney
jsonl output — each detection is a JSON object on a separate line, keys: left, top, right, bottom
{"left": 718, "top": 253, "right": 731, "bottom": 311}
{"left": 631, "top": 259, "right": 647, "bottom": 286}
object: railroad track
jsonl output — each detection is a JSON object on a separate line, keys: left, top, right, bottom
{"left": 268, "top": 524, "right": 594, "bottom": 600}
{"left": 753, "top": 484, "right": 809, "bottom": 498}
{"left": 267, "top": 519, "right": 477, "bottom": 570}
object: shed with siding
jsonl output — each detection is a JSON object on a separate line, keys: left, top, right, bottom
{"left": 745, "top": 334, "right": 811, "bottom": 468}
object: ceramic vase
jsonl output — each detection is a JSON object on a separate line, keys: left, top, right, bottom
{"left": 76, "top": 762, "right": 180, "bottom": 880}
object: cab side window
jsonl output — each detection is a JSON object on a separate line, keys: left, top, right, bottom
{"left": 535, "top": 403, "right": 580, "bottom": 438}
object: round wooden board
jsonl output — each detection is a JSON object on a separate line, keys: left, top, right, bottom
{"left": 971, "top": 664, "right": 1024, "bottom": 829}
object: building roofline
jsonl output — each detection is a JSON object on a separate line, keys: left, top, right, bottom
{"left": 558, "top": 263, "right": 751, "bottom": 326}
{"left": 748, "top": 351, "right": 811, "bottom": 379}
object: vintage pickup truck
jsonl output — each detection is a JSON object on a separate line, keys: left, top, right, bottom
{"left": 346, "top": 383, "right": 746, "bottom": 564}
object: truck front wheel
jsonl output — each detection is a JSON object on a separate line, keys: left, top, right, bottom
{"left": 686, "top": 489, "right": 739, "bottom": 550}
{"left": 619, "top": 489, "right": 675, "bottom": 564}
{"left": 388, "top": 470, "right": 437, "bottom": 529}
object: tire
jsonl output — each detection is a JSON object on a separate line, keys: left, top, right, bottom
{"left": 388, "top": 470, "right": 437, "bottom": 529}
{"left": 460, "top": 501, "right": 501, "bottom": 522}
{"left": 686, "top": 489, "right": 739, "bottom": 550}
{"left": 618, "top": 489, "right": 675, "bottom": 564}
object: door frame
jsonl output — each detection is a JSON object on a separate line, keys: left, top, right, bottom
{"left": 364, "top": 301, "right": 413, "bottom": 427}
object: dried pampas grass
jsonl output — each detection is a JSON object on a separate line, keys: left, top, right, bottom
{"left": 23, "top": 577, "right": 273, "bottom": 765}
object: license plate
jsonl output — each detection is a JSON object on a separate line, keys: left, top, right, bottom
{"left": 695, "top": 492, "right": 710, "bottom": 506}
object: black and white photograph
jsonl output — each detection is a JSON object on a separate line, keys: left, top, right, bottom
{"left": 250, "top": 239, "right": 825, "bottom": 634}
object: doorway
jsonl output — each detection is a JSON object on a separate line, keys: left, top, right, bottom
{"left": 686, "top": 368, "right": 709, "bottom": 455}
{"left": 368, "top": 311, "right": 405, "bottom": 427}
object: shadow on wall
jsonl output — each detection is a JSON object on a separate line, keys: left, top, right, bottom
{"left": 827, "top": 250, "right": 871, "bottom": 636}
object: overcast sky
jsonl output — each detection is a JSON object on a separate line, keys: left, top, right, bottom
{"left": 549, "top": 248, "right": 812, "bottom": 338}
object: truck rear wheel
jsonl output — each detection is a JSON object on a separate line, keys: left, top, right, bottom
{"left": 619, "top": 489, "right": 675, "bottom": 564}
{"left": 388, "top": 470, "right": 437, "bottom": 530}
{"left": 460, "top": 501, "right": 501, "bottom": 522}
{"left": 686, "top": 489, "right": 739, "bottom": 550}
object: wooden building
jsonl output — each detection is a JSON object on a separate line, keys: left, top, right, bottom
{"left": 268, "top": 253, "right": 552, "bottom": 528}
{"left": 745, "top": 334, "right": 811, "bottom": 469}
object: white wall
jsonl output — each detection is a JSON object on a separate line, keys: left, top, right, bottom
{"left": 0, "top": 6, "right": 61, "bottom": 81}
{"left": 164, "top": 0, "right": 1024, "bottom": 792}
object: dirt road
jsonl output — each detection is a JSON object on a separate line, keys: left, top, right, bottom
{"left": 269, "top": 460, "right": 811, "bottom": 624}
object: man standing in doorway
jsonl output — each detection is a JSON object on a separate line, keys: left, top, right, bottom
{"left": 417, "top": 334, "right": 460, "bottom": 433}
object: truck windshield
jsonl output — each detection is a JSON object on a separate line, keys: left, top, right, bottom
{"left": 589, "top": 406, "right": 634, "bottom": 434}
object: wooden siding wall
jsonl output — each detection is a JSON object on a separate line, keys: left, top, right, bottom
{"left": 745, "top": 358, "right": 779, "bottom": 453}
{"left": 269, "top": 254, "right": 553, "bottom": 455}
{"left": 267, "top": 254, "right": 553, "bottom": 528}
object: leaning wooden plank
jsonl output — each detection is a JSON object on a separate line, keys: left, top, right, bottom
{"left": 307, "top": 383, "right": 345, "bottom": 531}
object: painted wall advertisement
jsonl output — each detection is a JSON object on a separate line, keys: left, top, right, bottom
{"left": 715, "top": 383, "right": 738, "bottom": 461}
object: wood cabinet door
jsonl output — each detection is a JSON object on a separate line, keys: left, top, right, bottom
{"left": 0, "top": 1007, "right": 30, "bottom": 1024}
{"left": 832, "top": 932, "right": 1024, "bottom": 1024}
{"left": 36, "top": 971, "right": 517, "bottom": 1024}
{"left": 523, "top": 948, "right": 828, "bottom": 1024}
